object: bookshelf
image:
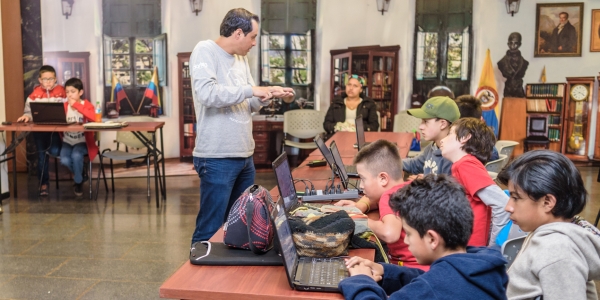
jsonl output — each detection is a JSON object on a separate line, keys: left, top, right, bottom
{"left": 178, "top": 52, "right": 195, "bottom": 161}
{"left": 525, "top": 83, "right": 566, "bottom": 152}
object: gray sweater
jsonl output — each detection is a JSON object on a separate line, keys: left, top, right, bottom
{"left": 189, "top": 40, "right": 266, "bottom": 158}
{"left": 507, "top": 222, "right": 600, "bottom": 300}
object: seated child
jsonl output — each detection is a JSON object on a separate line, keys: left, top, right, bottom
{"left": 335, "top": 139, "right": 427, "bottom": 270}
{"left": 338, "top": 175, "right": 508, "bottom": 299}
{"left": 497, "top": 150, "right": 600, "bottom": 299}
{"left": 402, "top": 96, "right": 460, "bottom": 177}
{"left": 454, "top": 94, "right": 499, "bottom": 161}
{"left": 439, "top": 117, "right": 510, "bottom": 247}
{"left": 60, "top": 78, "right": 99, "bottom": 197}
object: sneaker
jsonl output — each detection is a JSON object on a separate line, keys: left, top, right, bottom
{"left": 74, "top": 183, "right": 83, "bottom": 197}
{"left": 39, "top": 184, "right": 49, "bottom": 196}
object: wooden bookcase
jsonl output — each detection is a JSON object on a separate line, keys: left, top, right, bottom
{"left": 178, "top": 52, "right": 195, "bottom": 161}
{"left": 330, "top": 45, "right": 400, "bottom": 131}
{"left": 524, "top": 83, "right": 566, "bottom": 152}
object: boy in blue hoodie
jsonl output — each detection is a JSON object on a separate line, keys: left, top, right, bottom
{"left": 339, "top": 174, "right": 508, "bottom": 300}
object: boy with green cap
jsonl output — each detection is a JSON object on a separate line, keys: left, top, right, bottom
{"left": 402, "top": 96, "right": 460, "bottom": 177}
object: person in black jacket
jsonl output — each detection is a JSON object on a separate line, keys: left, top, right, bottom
{"left": 323, "top": 75, "right": 379, "bottom": 137}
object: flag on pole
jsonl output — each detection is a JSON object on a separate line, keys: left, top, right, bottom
{"left": 475, "top": 49, "right": 500, "bottom": 137}
{"left": 540, "top": 66, "right": 547, "bottom": 83}
{"left": 143, "top": 66, "right": 161, "bottom": 107}
{"left": 110, "top": 73, "right": 130, "bottom": 111}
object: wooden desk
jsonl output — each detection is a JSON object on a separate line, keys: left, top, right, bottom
{"left": 0, "top": 122, "right": 166, "bottom": 206}
{"left": 307, "top": 132, "right": 412, "bottom": 158}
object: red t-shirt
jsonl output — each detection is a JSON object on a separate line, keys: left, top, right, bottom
{"left": 378, "top": 181, "right": 429, "bottom": 271}
{"left": 451, "top": 154, "right": 494, "bottom": 246}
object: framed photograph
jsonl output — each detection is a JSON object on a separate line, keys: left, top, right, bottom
{"left": 534, "top": 3, "right": 584, "bottom": 57}
{"left": 591, "top": 9, "right": 600, "bottom": 52}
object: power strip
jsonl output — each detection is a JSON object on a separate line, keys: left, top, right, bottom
{"left": 301, "top": 190, "right": 360, "bottom": 202}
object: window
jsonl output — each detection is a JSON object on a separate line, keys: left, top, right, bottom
{"left": 261, "top": 31, "right": 311, "bottom": 86}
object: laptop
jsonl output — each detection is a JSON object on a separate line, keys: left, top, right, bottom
{"left": 30, "top": 102, "right": 73, "bottom": 125}
{"left": 354, "top": 115, "right": 371, "bottom": 151}
{"left": 314, "top": 134, "right": 359, "bottom": 178}
{"left": 330, "top": 141, "right": 361, "bottom": 191}
{"left": 270, "top": 199, "right": 349, "bottom": 292}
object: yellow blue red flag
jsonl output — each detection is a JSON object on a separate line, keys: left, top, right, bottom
{"left": 111, "top": 73, "right": 130, "bottom": 111}
{"left": 476, "top": 49, "right": 500, "bottom": 137}
{"left": 143, "top": 66, "right": 161, "bottom": 107}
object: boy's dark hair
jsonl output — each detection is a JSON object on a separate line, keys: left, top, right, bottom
{"left": 39, "top": 65, "right": 56, "bottom": 77}
{"left": 455, "top": 95, "right": 482, "bottom": 119}
{"left": 353, "top": 139, "right": 402, "bottom": 180}
{"left": 220, "top": 8, "right": 260, "bottom": 37}
{"left": 451, "top": 118, "right": 496, "bottom": 164}
{"left": 497, "top": 150, "right": 586, "bottom": 219}
{"left": 390, "top": 174, "right": 472, "bottom": 250}
{"left": 64, "top": 77, "right": 84, "bottom": 91}
{"left": 427, "top": 86, "right": 455, "bottom": 99}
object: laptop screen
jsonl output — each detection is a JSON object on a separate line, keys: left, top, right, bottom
{"left": 355, "top": 115, "right": 365, "bottom": 150}
{"left": 272, "top": 201, "right": 299, "bottom": 285}
{"left": 30, "top": 102, "right": 71, "bottom": 124}
{"left": 330, "top": 141, "right": 349, "bottom": 190}
{"left": 314, "top": 135, "right": 335, "bottom": 169}
{"left": 272, "top": 153, "right": 298, "bottom": 212}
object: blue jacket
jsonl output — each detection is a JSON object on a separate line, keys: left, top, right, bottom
{"left": 339, "top": 247, "right": 508, "bottom": 300}
{"left": 402, "top": 143, "right": 453, "bottom": 175}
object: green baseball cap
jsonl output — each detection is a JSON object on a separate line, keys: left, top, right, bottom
{"left": 407, "top": 96, "right": 460, "bottom": 122}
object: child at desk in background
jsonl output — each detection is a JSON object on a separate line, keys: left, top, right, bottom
{"left": 335, "top": 139, "right": 428, "bottom": 270}
{"left": 339, "top": 175, "right": 508, "bottom": 299}
{"left": 60, "top": 78, "right": 98, "bottom": 197}
{"left": 497, "top": 150, "right": 600, "bottom": 300}
{"left": 17, "top": 65, "right": 65, "bottom": 196}
{"left": 439, "top": 118, "right": 509, "bottom": 247}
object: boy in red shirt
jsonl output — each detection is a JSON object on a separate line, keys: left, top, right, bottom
{"left": 439, "top": 118, "right": 510, "bottom": 247}
{"left": 336, "top": 139, "right": 428, "bottom": 271}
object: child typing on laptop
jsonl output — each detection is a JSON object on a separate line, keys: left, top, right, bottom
{"left": 60, "top": 78, "right": 98, "bottom": 197}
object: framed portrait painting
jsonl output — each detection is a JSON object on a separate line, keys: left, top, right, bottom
{"left": 592, "top": 9, "right": 600, "bottom": 52}
{"left": 534, "top": 3, "right": 584, "bottom": 57}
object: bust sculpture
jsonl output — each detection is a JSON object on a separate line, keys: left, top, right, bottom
{"left": 497, "top": 32, "right": 529, "bottom": 97}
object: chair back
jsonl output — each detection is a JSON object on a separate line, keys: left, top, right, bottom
{"left": 485, "top": 154, "right": 507, "bottom": 173}
{"left": 496, "top": 140, "right": 519, "bottom": 158}
{"left": 116, "top": 116, "right": 155, "bottom": 149}
{"left": 501, "top": 236, "right": 526, "bottom": 269}
{"left": 393, "top": 110, "right": 421, "bottom": 133}
{"left": 283, "top": 109, "right": 324, "bottom": 139}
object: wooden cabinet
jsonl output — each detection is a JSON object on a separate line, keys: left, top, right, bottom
{"left": 330, "top": 45, "right": 400, "bottom": 131}
{"left": 562, "top": 77, "right": 595, "bottom": 161}
{"left": 252, "top": 118, "right": 284, "bottom": 166}
{"left": 43, "top": 51, "right": 90, "bottom": 97}
{"left": 178, "top": 52, "right": 195, "bottom": 161}
{"left": 524, "top": 83, "right": 566, "bottom": 152}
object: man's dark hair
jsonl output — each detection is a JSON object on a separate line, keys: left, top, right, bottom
{"left": 497, "top": 150, "right": 586, "bottom": 219}
{"left": 65, "top": 77, "right": 84, "bottom": 91}
{"left": 390, "top": 174, "right": 472, "bottom": 250}
{"left": 353, "top": 139, "right": 403, "bottom": 180}
{"left": 38, "top": 65, "right": 56, "bottom": 77}
{"left": 220, "top": 8, "right": 260, "bottom": 37}
{"left": 560, "top": 12, "right": 569, "bottom": 19}
{"left": 451, "top": 118, "right": 496, "bottom": 164}
{"left": 427, "top": 86, "right": 455, "bottom": 99}
{"left": 455, "top": 95, "right": 482, "bottom": 119}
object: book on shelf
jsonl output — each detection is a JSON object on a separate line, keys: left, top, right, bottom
{"left": 526, "top": 99, "right": 561, "bottom": 113}
{"left": 526, "top": 84, "right": 564, "bottom": 97}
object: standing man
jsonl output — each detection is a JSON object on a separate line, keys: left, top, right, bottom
{"left": 548, "top": 12, "right": 577, "bottom": 53}
{"left": 189, "top": 8, "right": 293, "bottom": 244}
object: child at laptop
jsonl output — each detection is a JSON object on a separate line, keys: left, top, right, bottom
{"left": 60, "top": 78, "right": 98, "bottom": 196}
{"left": 339, "top": 175, "right": 508, "bottom": 299}
{"left": 439, "top": 118, "right": 509, "bottom": 247}
{"left": 497, "top": 150, "right": 600, "bottom": 299}
{"left": 402, "top": 96, "right": 460, "bottom": 178}
{"left": 454, "top": 94, "right": 499, "bottom": 161}
{"left": 335, "top": 139, "right": 428, "bottom": 271}
{"left": 17, "top": 65, "right": 65, "bottom": 196}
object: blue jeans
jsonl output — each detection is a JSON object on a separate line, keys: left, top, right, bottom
{"left": 34, "top": 132, "right": 62, "bottom": 186}
{"left": 60, "top": 142, "right": 88, "bottom": 184}
{"left": 192, "top": 156, "right": 255, "bottom": 244}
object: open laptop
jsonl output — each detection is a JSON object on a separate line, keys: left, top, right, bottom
{"left": 354, "top": 115, "right": 371, "bottom": 151}
{"left": 30, "top": 102, "right": 73, "bottom": 125}
{"left": 314, "top": 135, "right": 358, "bottom": 178}
{"left": 330, "top": 141, "right": 361, "bottom": 191}
{"left": 270, "top": 199, "right": 349, "bottom": 292}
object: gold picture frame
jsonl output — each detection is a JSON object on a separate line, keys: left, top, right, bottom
{"left": 534, "top": 3, "right": 584, "bottom": 57}
{"left": 591, "top": 9, "right": 600, "bottom": 52}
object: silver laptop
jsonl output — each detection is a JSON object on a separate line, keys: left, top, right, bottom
{"left": 314, "top": 135, "right": 358, "bottom": 178}
{"left": 30, "top": 102, "right": 73, "bottom": 125}
{"left": 271, "top": 200, "right": 349, "bottom": 292}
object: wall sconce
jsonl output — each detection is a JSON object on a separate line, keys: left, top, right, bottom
{"left": 376, "top": 0, "right": 390, "bottom": 15}
{"left": 61, "top": 0, "right": 74, "bottom": 19}
{"left": 190, "top": 0, "right": 203, "bottom": 16}
{"left": 506, "top": 0, "right": 520, "bottom": 17}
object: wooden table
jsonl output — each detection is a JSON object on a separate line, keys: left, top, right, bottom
{"left": 0, "top": 122, "right": 166, "bottom": 206}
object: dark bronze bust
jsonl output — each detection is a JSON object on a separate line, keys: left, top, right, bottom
{"left": 497, "top": 32, "right": 529, "bottom": 97}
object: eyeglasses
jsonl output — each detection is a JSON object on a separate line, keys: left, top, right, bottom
{"left": 40, "top": 78, "right": 56, "bottom": 82}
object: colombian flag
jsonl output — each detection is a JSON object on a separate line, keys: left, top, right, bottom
{"left": 477, "top": 49, "right": 500, "bottom": 137}
{"left": 143, "top": 66, "right": 161, "bottom": 107}
{"left": 110, "top": 73, "right": 129, "bottom": 111}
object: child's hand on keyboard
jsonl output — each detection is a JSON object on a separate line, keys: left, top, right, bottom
{"left": 345, "top": 256, "right": 383, "bottom": 281}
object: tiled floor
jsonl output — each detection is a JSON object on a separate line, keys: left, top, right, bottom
{"left": 0, "top": 164, "right": 598, "bottom": 299}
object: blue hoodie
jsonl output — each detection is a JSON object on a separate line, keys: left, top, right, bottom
{"left": 339, "top": 247, "right": 508, "bottom": 300}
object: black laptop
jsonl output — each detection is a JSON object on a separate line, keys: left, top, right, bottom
{"left": 314, "top": 134, "right": 359, "bottom": 178}
{"left": 354, "top": 115, "right": 371, "bottom": 151}
{"left": 271, "top": 199, "right": 349, "bottom": 292}
{"left": 30, "top": 102, "right": 73, "bottom": 125}
{"left": 330, "top": 141, "right": 361, "bottom": 190}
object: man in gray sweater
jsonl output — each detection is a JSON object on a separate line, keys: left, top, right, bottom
{"left": 190, "top": 8, "right": 293, "bottom": 244}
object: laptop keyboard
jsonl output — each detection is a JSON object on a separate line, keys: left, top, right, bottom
{"left": 34, "top": 122, "right": 70, "bottom": 125}
{"left": 308, "top": 258, "right": 348, "bottom": 285}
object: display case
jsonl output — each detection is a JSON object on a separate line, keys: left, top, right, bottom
{"left": 178, "top": 52, "right": 195, "bottom": 161}
{"left": 330, "top": 45, "right": 400, "bottom": 131}
{"left": 524, "top": 83, "right": 565, "bottom": 152}
{"left": 43, "top": 51, "right": 90, "bottom": 96}
{"left": 562, "top": 77, "right": 595, "bottom": 161}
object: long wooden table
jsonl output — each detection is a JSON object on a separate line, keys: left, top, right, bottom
{"left": 159, "top": 131, "right": 412, "bottom": 300}
{"left": 0, "top": 122, "right": 166, "bottom": 206}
